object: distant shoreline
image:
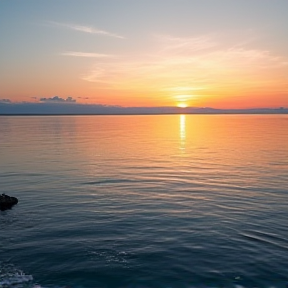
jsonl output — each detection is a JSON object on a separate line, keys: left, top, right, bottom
{"left": 0, "top": 112, "right": 287, "bottom": 116}
{"left": 1, "top": 103, "right": 287, "bottom": 116}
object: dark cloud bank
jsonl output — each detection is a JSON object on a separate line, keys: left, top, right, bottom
{"left": 0, "top": 97, "right": 287, "bottom": 115}
{"left": 39, "top": 96, "right": 76, "bottom": 103}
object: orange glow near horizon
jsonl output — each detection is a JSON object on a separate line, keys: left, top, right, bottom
{"left": 2, "top": 40, "right": 288, "bottom": 109}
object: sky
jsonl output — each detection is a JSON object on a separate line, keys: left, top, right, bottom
{"left": 0, "top": 0, "right": 288, "bottom": 109}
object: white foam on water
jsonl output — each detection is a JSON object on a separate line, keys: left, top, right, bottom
{"left": 0, "top": 274, "right": 33, "bottom": 285}
{"left": 0, "top": 264, "right": 33, "bottom": 288}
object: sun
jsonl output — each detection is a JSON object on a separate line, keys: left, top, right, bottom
{"left": 177, "top": 103, "right": 188, "bottom": 108}
{"left": 175, "top": 94, "right": 192, "bottom": 108}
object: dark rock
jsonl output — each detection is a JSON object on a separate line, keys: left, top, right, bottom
{"left": 0, "top": 194, "right": 18, "bottom": 211}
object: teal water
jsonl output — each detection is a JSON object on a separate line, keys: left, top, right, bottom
{"left": 0, "top": 115, "right": 288, "bottom": 288}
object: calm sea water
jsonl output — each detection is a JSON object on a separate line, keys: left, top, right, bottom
{"left": 0, "top": 115, "right": 288, "bottom": 288}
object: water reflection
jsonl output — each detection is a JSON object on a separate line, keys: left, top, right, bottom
{"left": 179, "top": 114, "right": 186, "bottom": 151}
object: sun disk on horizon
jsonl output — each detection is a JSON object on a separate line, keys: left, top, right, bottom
{"left": 177, "top": 103, "right": 188, "bottom": 108}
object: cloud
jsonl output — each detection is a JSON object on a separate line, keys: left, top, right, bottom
{"left": 61, "top": 51, "right": 114, "bottom": 58}
{"left": 49, "top": 21, "right": 125, "bottom": 39}
{"left": 161, "top": 87, "right": 205, "bottom": 92}
{"left": 0, "top": 99, "right": 11, "bottom": 103}
{"left": 156, "top": 34, "right": 218, "bottom": 54}
{"left": 80, "top": 33, "right": 288, "bottom": 95}
{"left": 39, "top": 96, "right": 76, "bottom": 103}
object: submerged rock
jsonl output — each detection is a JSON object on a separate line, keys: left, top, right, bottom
{"left": 0, "top": 194, "right": 18, "bottom": 211}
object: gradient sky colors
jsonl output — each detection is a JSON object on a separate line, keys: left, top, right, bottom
{"left": 1, "top": 0, "right": 288, "bottom": 108}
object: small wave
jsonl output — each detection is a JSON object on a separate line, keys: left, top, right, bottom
{"left": 81, "top": 178, "right": 136, "bottom": 185}
{"left": 88, "top": 248, "right": 130, "bottom": 267}
{"left": 239, "top": 230, "right": 288, "bottom": 251}
{"left": 1, "top": 263, "right": 287, "bottom": 288}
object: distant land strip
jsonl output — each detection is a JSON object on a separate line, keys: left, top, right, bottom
{"left": 0, "top": 102, "right": 287, "bottom": 115}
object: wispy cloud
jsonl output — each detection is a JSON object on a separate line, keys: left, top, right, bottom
{"left": 80, "top": 39, "right": 287, "bottom": 94}
{"left": 161, "top": 87, "right": 205, "bottom": 92}
{"left": 49, "top": 21, "right": 125, "bottom": 39}
{"left": 61, "top": 51, "right": 115, "bottom": 58}
{"left": 155, "top": 34, "right": 218, "bottom": 55}
{"left": 70, "top": 31, "right": 287, "bottom": 101}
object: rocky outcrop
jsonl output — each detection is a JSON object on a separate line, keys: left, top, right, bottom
{"left": 0, "top": 194, "right": 18, "bottom": 211}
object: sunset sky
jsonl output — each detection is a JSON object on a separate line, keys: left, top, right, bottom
{"left": 1, "top": 0, "right": 288, "bottom": 108}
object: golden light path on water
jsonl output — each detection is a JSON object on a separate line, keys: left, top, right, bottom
{"left": 179, "top": 114, "right": 186, "bottom": 151}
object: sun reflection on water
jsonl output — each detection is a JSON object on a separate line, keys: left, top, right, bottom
{"left": 179, "top": 114, "right": 186, "bottom": 151}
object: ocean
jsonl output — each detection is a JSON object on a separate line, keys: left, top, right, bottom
{"left": 0, "top": 114, "right": 288, "bottom": 288}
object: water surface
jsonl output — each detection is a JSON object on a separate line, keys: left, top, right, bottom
{"left": 0, "top": 115, "right": 288, "bottom": 288}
